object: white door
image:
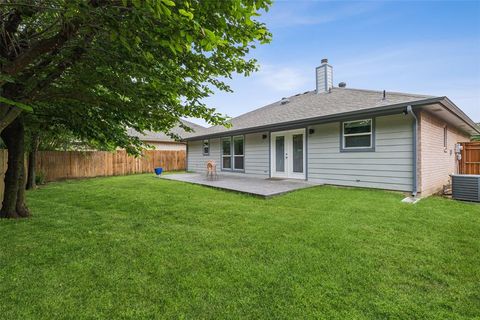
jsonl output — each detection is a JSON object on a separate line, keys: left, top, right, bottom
{"left": 271, "top": 129, "right": 306, "bottom": 179}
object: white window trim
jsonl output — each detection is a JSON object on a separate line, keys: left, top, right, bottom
{"left": 233, "top": 135, "right": 245, "bottom": 171}
{"left": 342, "top": 119, "right": 373, "bottom": 150}
{"left": 221, "top": 136, "right": 245, "bottom": 171}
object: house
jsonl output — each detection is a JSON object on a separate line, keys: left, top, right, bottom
{"left": 184, "top": 59, "right": 479, "bottom": 197}
{"left": 128, "top": 120, "right": 206, "bottom": 151}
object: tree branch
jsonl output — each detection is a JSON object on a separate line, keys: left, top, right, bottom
{"left": 0, "top": 6, "right": 38, "bottom": 59}
{"left": 3, "top": 9, "right": 22, "bottom": 34}
{"left": 1, "top": 20, "right": 80, "bottom": 76}
{"left": 0, "top": 0, "right": 111, "bottom": 77}
{"left": 0, "top": 106, "right": 21, "bottom": 133}
{"left": 29, "top": 47, "right": 88, "bottom": 100}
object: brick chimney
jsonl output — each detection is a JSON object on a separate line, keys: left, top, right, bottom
{"left": 316, "top": 58, "right": 333, "bottom": 93}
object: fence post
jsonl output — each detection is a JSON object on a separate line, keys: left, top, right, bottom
{"left": 460, "top": 142, "right": 480, "bottom": 175}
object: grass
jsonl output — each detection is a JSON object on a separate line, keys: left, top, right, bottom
{"left": 0, "top": 174, "right": 479, "bottom": 319}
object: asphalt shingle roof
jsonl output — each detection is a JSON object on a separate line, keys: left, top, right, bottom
{"left": 128, "top": 120, "right": 207, "bottom": 142}
{"left": 198, "top": 87, "right": 435, "bottom": 136}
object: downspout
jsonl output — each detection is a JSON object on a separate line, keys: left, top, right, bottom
{"left": 406, "top": 105, "right": 418, "bottom": 197}
{"left": 186, "top": 141, "right": 189, "bottom": 172}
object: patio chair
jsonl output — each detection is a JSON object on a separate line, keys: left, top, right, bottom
{"left": 206, "top": 160, "right": 218, "bottom": 181}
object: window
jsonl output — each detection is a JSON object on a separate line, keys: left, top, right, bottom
{"left": 292, "top": 134, "right": 304, "bottom": 173}
{"left": 221, "top": 138, "right": 231, "bottom": 169}
{"left": 443, "top": 126, "right": 448, "bottom": 150}
{"left": 233, "top": 136, "right": 244, "bottom": 170}
{"left": 221, "top": 136, "right": 244, "bottom": 171}
{"left": 342, "top": 119, "right": 373, "bottom": 150}
{"left": 202, "top": 139, "right": 209, "bottom": 155}
{"left": 275, "top": 136, "right": 285, "bottom": 172}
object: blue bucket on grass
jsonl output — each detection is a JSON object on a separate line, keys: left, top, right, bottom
{"left": 154, "top": 167, "right": 163, "bottom": 175}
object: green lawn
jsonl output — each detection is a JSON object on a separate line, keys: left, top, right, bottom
{"left": 1, "top": 174, "right": 479, "bottom": 319}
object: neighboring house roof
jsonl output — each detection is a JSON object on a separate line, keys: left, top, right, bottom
{"left": 128, "top": 120, "right": 207, "bottom": 143}
{"left": 184, "top": 87, "right": 479, "bottom": 140}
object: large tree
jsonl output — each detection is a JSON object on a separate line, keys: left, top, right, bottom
{"left": 0, "top": 0, "right": 271, "bottom": 218}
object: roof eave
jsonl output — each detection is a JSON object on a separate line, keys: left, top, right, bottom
{"left": 184, "top": 97, "right": 446, "bottom": 141}
{"left": 437, "top": 97, "right": 480, "bottom": 134}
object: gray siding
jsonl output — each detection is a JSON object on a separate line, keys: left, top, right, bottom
{"left": 245, "top": 132, "right": 269, "bottom": 177}
{"left": 307, "top": 114, "right": 413, "bottom": 191}
{"left": 187, "top": 138, "right": 220, "bottom": 173}
{"left": 187, "top": 114, "right": 413, "bottom": 191}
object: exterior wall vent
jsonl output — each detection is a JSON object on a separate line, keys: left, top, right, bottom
{"left": 451, "top": 174, "right": 480, "bottom": 202}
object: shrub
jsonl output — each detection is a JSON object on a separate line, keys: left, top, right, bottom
{"left": 35, "top": 171, "right": 46, "bottom": 185}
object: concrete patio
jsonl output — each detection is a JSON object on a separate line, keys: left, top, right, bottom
{"left": 160, "top": 172, "right": 320, "bottom": 197}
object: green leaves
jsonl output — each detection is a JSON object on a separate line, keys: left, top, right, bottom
{"left": 131, "top": 0, "right": 142, "bottom": 8}
{"left": 0, "top": 74, "right": 15, "bottom": 83}
{"left": 0, "top": 96, "right": 32, "bottom": 112}
{"left": 161, "top": 0, "right": 176, "bottom": 6}
{"left": 2, "top": 0, "right": 272, "bottom": 154}
{"left": 178, "top": 9, "right": 194, "bottom": 20}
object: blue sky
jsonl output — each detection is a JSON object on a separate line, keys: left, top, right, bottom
{"left": 190, "top": 0, "right": 480, "bottom": 126}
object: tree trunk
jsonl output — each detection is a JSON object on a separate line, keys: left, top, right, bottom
{"left": 26, "top": 134, "right": 39, "bottom": 190}
{"left": 0, "top": 116, "right": 30, "bottom": 218}
{"left": 16, "top": 151, "right": 29, "bottom": 216}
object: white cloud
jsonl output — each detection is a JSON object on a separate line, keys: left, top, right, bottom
{"left": 257, "top": 64, "right": 310, "bottom": 92}
{"left": 262, "top": 1, "right": 383, "bottom": 28}
{"left": 193, "top": 38, "right": 480, "bottom": 123}
{"left": 332, "top": 40, "right": 480, "bottom": 121}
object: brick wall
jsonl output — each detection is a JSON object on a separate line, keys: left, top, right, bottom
{"left": 418, "top": 110, "right": 470, "bottom": 196}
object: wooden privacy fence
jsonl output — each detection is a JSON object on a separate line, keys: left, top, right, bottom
{"left": 0, "top": 149, "right": 186, "bottom": 199}
{"left": 459, "top": 142, "right": 480, "bottom": 174}
{"left": 36, "top": 150, "right": 185, "bottom": 181}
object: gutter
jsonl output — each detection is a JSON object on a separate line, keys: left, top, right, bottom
{"left": 438, "top": 97, "right": 480, "bottom": 134}
{"left": 406, "top": 105, "right": 418, "bottom": 197}
{"left": 184, "top": 97, "right": 446, "bottom": 141}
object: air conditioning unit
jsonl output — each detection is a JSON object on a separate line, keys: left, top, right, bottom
{"left": 451, "top": 174, "right": 480, "bottom": 202}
